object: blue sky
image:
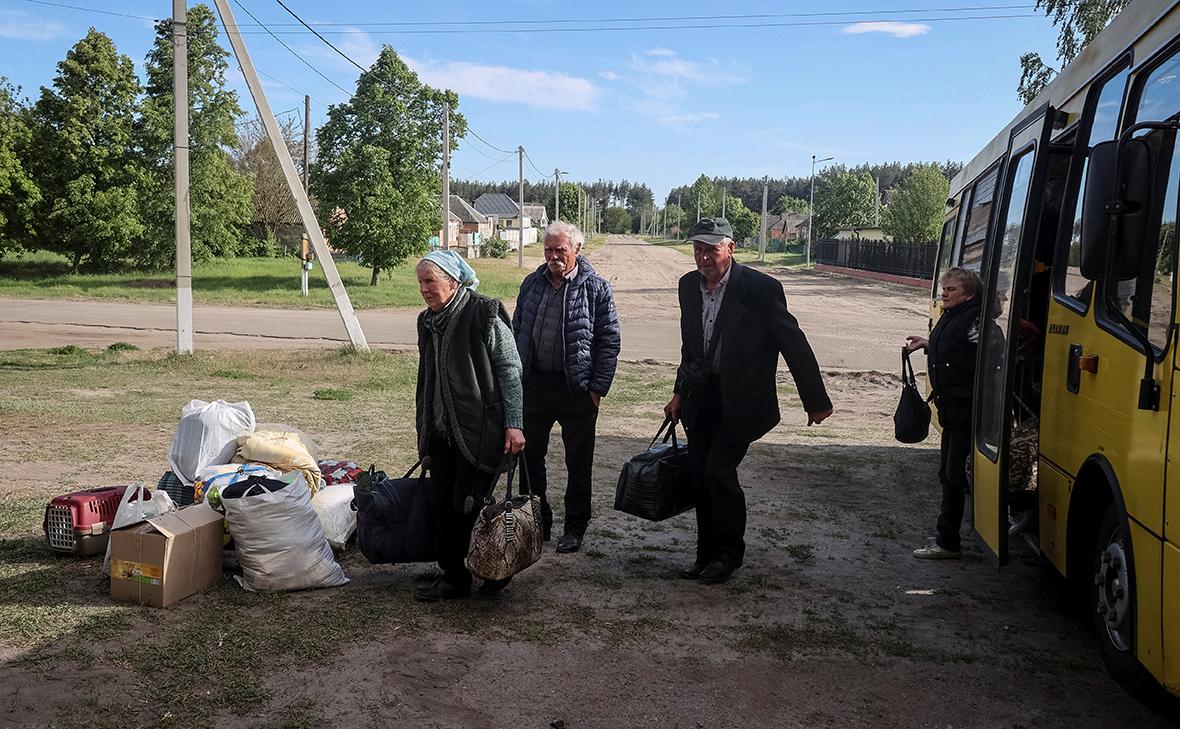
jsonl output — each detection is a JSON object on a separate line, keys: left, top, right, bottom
{"left": 0, "top": 1, "right": 1062, "bottom": 201}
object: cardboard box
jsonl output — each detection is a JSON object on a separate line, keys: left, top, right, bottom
{"left": 109, "top": 503, "right": 225, "bottom": 608}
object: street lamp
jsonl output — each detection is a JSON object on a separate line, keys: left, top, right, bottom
{"left": 807, "top": 154, "right": 834, "bottom": 267}
{"left": 554, "top": 168, "right": 569, "bottom": 222}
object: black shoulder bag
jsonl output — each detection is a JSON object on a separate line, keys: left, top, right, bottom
{"left": 893, "top": 349, "right": 932, "bottom": 444}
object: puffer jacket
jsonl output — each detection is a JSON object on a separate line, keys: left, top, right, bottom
{"left": 512, "top": 256, "right": 621, "bottom": 395}
{"left": 927, "top": 297, "right": 981, "bottom": 430}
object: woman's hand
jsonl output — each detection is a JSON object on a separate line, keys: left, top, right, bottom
{"left": 904, "top": 336, "right": 929, "bottom": 353}
{"left": 504, "top": 427, "right": 526, "bottom": 453}
{"left": 663, "top": 394, "right": 682, "bottom": 423}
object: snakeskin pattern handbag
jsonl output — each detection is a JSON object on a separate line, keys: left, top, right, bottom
{"left": 466, "top": 454, "right": 543, "bottom": 581}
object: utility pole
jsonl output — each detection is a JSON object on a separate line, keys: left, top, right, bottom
{"left": 518, "top": 146, "right": 525, "bottom": 268}
{"left": 173, "top": 0, "right": 193, "bottom": 354}
{"left": 874, "top": 175, "right": 881, "bottom": 226}
{"left": 696, "top": 194, "right": 701, "bottom": 223}
{"left": 555, "top": 168, "right": 562, "bottom": 222}
{"left": 300, "top": 94, "right": 310, "bottom": 297}
{"left": 759, "top": 176, "right": 768, "bottom": 262}
{"left": 441, "top": 100, "right": 450, "bottom": 250}
{"left": 808, "top": 154, "right": 834, "bottom": 267}
{"left": 721, "top": 185, "right": 727, "bottom": 219}
{"left": 677, "top": 193, "right": 682, "bottom": 239}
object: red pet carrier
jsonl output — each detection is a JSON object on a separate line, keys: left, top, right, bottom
{"left": 43, "top": 486, "right": 141, "bottom": 556}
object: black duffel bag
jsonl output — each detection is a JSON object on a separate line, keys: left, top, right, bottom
{"left": 614, "top": 417, "right": 693, "bottom": 522}
{"left": 894, "top": 349, "right": 932, "bottom": 444}
{"left": 353, "top": 459, "right": 435, "bottom": 564}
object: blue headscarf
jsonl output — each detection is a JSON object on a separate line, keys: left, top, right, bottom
{"left": 422, "top": 250, "right": 479, "bottom": 290}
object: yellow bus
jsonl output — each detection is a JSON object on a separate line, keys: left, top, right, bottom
{"left": 937, "top": 0, "right": 1180, "bottom": 696}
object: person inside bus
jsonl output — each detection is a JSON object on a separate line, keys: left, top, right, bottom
{"left": 903, "top": 266, "right": 985, "bottom": 559}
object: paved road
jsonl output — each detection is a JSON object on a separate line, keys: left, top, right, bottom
{"left": 0, "top": 236, "right": 928, "bottom": 371}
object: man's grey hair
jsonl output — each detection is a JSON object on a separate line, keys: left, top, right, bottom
{"left": 544, "top": 220, "right": 584, "bottom": 251}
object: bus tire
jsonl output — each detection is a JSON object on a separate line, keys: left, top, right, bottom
{"left": 1092, "top": 501, "right": 1154, "bottom": 694}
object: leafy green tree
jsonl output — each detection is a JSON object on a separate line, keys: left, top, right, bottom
{"left": 314, "top": 46, "right": 464, "bottom": 284}
{"left": 603, "top": 206, "right": 632, "bottom": 234}
{"left": 684, "top": 174, "right": 718, "bottom": 221}
{"left": 881, "top": 165, "right": 949, "bottom": 243}
{"left": 548, "top": 181, "right": 582, "bottom": 225}
{"left": 31, "top": 29, "right": 143, "bottom": 272}
{"left": 771, "top": 195, "right": 810, "bottom": 216}
{"left": 724, "top": 195, "right": 760, "bottom": 243}
{"left": 137, "top": 4, "right": 253, "bottom": 267}
{"left": 0, "top": 80, "right": 40, "bottom": 254}
{"left": 813, "top": 167, "right": 877, "bottom": 239}
{"left": 1018, "top": 0, "right": 1129, "bottom": 104}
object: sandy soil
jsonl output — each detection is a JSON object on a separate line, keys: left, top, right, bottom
{"left": 0, "top": 239, "right": 1175, "bottom": 728}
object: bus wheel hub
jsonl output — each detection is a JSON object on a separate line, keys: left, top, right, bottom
{"left": 1097, "top": 541, "right": 1131, "bottom": 652}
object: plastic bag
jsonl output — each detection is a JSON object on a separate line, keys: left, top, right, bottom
{"left": 167, "top": 399, "right": 256, "bottom": 484}
{"left": 101, "top": 486, "right": 177, "bottom": 575}
{"left": 218, "top": 473, "right": 348, "bottom": 592}
{"left": 311, "top": 483, "right": 356, "bottom": 550}
{"left": 195, "top": 463, "right": 281, "bottom": 505}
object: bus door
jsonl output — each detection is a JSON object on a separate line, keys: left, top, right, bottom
{"left": 972, "top": 108, "right": 1058, "bottom": 565}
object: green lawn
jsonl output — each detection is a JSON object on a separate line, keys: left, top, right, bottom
{"left": 645, "top": 237, "right": 807, "bottom": 268}
{"left": 0, "top": 249, "right": 548, "bottom": 309}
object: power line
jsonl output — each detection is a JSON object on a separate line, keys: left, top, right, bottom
{"left": 18, "top": 0, "right": 159, "bottom": 21}
{"left": 231, "top": 0, "right": 353, "bottom": 96}
{"left": 523, "top": 150, "right": 548, "bottom": 179}
{"left": 467, "top": 128, "right": 514, "bottom": 156}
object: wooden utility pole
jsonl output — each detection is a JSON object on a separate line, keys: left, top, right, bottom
{"left": 173, "top": 0, "right": 193, "bottom": 354}
{"left": 441, "top": 101, "right": 451, "bottom": 250}
{"left": 677, "top": 193, "right": 682, "bottom": 239}
{"left": 759, "top": 176, "right": 769, "bottom": 262}
{"left": 721, "top": 185, "right": 727, "bottom": 219}
{"left": 554, "top": 168, "right": 562, "bottom": 222}
{"left": 518, "top": 146, "right": 525, "bottom": 268}
{"left": 212, "top": 0, "right": 368, "bottom": 350}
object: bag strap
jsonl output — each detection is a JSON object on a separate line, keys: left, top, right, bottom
{"left": 901, "top": 349, "right": 918, "bottom": 388}
{"left": 401, "top": 457, "right": 426, "bottom": 480}
{"left": 649, "top": 416, "right": 673, "bottom": 449}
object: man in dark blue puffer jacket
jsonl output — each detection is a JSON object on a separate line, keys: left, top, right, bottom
{"left": 512, "top": 221, "right": 621, "bottom": 553}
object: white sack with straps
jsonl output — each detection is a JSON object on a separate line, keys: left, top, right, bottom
{"left": 167, "top": 399, "right": 256, "bottom": 484}
{"left": 220, "top": 473, "right": 348, "bottom": 592}
{"left": 311, "top": 483, "right": 356, "bottom": 550}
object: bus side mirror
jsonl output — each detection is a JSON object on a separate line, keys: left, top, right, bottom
{"left": 1080, "top": 138, "right": 1153, "bottom": 280}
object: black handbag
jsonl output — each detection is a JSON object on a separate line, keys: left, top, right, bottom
{"left": 894, "top": 349, "right": 932, "bottom": 444}
{"left": 353, "top": 459, "right": 436, "bottom": 564}
{"left": 614, "top": 417, "right": 693, "bottom": 521}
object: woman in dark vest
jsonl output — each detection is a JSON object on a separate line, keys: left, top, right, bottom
{"left": 903, "top": 266, "right": 984, "bottom": 560}
{"left": 414, "top": 250, "right": 525, "bottom": 601}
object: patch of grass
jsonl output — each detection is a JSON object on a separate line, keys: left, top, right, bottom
{"left": 784, "top": 544, "right": 815, "bottom": 564}
{"left": 313, "top": 388, "right": 354, "bottom": 401}
{"left": 105, "top": 341, "right": 139, "bottom": 353}
{"left": 49, "top": 344, "right": 89, "bottom": 356}
{"left": 211, "top": 368, "right": 254, "bottom": 380}
{"left": 0, "top": 251, "right": 541, "bottom": 309}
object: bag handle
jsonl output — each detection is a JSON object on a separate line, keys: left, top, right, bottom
{"left": 401, "top": 457, "right": 427, "bottom": 480}
{"left": 650, "top": 416, "right": 682, "bottom": 450}
{"left": 901, "top": 349, "right": 919, "bottom": 389}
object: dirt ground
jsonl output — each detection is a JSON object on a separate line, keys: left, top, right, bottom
{"left": 0, "top": 238, "right": 1176, "bottom": 728}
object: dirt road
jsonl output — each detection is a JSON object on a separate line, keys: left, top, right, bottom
{"left": 0, "top": 235, "right": 927, "bottom": 371}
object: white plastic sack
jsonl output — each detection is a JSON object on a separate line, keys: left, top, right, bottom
{"left": 102, "top": 486, "right": 177, "bottom": 575}
{"left": 311, "top": 483, "right": 356, "bottom": 550}
{"left": 195, "top": 463, "right": 281, "bottom": 504}
{"left": 167, "top": 399, "right": 255, "bottom": 484}
{"left": 220, "top": 473, "right": 348, "bottom": 592}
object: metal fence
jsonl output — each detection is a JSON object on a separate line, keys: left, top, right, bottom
{"left": 814, "top": 238, "right": 937, "bottom": 279}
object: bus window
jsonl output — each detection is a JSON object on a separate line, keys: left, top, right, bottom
{"left": 934, "top": 210, "right": 960, "bottom": 296}
{"left": 1063, "top": 66, "right": 1130, "bottom": 304}
{"left": 960, "top": 165, "right": 1000, "bottom": 274}
{"left": 1118, "top": 53, "right": 1180, "bottom": 351}
{"left": 978, "top": 151, "right": 1036, "bottom": 460}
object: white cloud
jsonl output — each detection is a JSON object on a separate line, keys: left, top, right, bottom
{"left": 599, "top": 70, "right": 620, "bottom": 81}
{"left": 644, "top": 47, "right": 677, "bottom": 57}
{"left": 406, "top": 57, "right": 601, "bottom": 111}
{"left": 301, "top": 28, "right": 379, "bottom": 73}
{"left": 842, "top": 21, "right": 931, "bottom": 38}
{"left": 0, "top": 9, "right": 65, "bottom": 41}
{"left": 620, "top": 47, "right": 745, "bottom": 126}
{"left": 629, "top": 49, "right": 746, "bottom": 85}
{"left": 659, "top": 112, "right": 720, "bottom": 128}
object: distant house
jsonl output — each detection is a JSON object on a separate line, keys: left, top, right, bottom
{"left": 522, "top": 203, "right": 549, "bottom": 230}
{"left": 473, "top": 192, "right": 537, "bottom": 249}
{"left": 834, "top": 226, "right": 891, "bottom": 242}
{"left": 766, "top": 213, "right": 808, "bottom": 241}
{"left": 450, "top": 195, "right": 492, "bottom": 238}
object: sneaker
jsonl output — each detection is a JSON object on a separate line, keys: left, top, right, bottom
{"left": 1009, "top": 509, "right": 1036, "bottom": 537}
{"left": 912, "top": 544, "right": 961, "bottom": 560}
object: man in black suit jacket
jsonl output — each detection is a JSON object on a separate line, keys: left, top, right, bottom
{"left": 664, "top": 218, "right": 833, "bottom": 584}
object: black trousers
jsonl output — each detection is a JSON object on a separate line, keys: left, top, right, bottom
{"left": 522, "top": 371, "right": 599, "bottom": 537}
{"left": 686, "top": 376, "right": 751, "bottom": 567}
{"left": 428, "top": 434, "right": 496, "bottom": 589}
{"left": 936, "top": 426, "right": 971, "bottom": 551}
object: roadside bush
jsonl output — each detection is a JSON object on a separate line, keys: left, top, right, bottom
{"left": 483, "top": 237, "right": 509, "bottom": 259}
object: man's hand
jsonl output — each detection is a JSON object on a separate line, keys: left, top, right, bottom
{"left": 590, "top": 391, "right": 602, "bottom": 409}
{"left": 807, "top": 408, "right": 832, "bottom": 426}
{"left": 504, "top": 427, "right": 526, "bottom": 453}
{"left": 664, "top": 394, "right": 682, "bottom": 422}
{"left": 904, "top": 336, "right": 928, "bottom": 353}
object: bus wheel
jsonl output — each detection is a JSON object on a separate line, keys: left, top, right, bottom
{"left": 1092, "top": 502, "right": 1152, "bottom": 692}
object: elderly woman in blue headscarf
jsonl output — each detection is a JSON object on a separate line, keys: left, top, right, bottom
{"left": 413, "top": 250, "right": 525, "bottom": 602}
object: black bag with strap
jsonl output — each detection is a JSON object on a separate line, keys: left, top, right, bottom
{"left": 353, "top": 459, "right": 435, "bottom": 564}
{"left": 894, "top": 349, "right": 932, "bottom": 444}
{"left": 614, "top": 417, "right": 693, "bottom": 521}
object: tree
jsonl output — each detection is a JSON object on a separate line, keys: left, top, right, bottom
{"left": 0, "top": 80, "right": 40, "bottom": 254}
{"left": 314, "top": 46, "right": 464, "bottom": 283}
{"left": 548, "top": 180, "right": 582, "bottom": 225}
{"left": 881, "top": 165, "right": 949, "bottom": 243}
{"left": 812, "top": 167, "right": 877, "bottom": 239}
{"left": 234, "top": 115, "right": 303, "bottom": 244}
{"left": 683, "top": 174, "right": 718, "bottom": 221}
{"left": 771, "top": 195, "right": 810, "bottom": 216}
{"left": 31, "top": 29, "right": 143, "bottom": 272}
{"left": 1017, "top": 0, "right": 1130, "bottom": 104}
{"left": 724, "top": 195, "right": 760, "bottom": 243}
{"left": 603, "top": 206, "right": 632, "bottom": 234}
{"left": 137, "top": 3, "right": 253, "bottom": 267}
